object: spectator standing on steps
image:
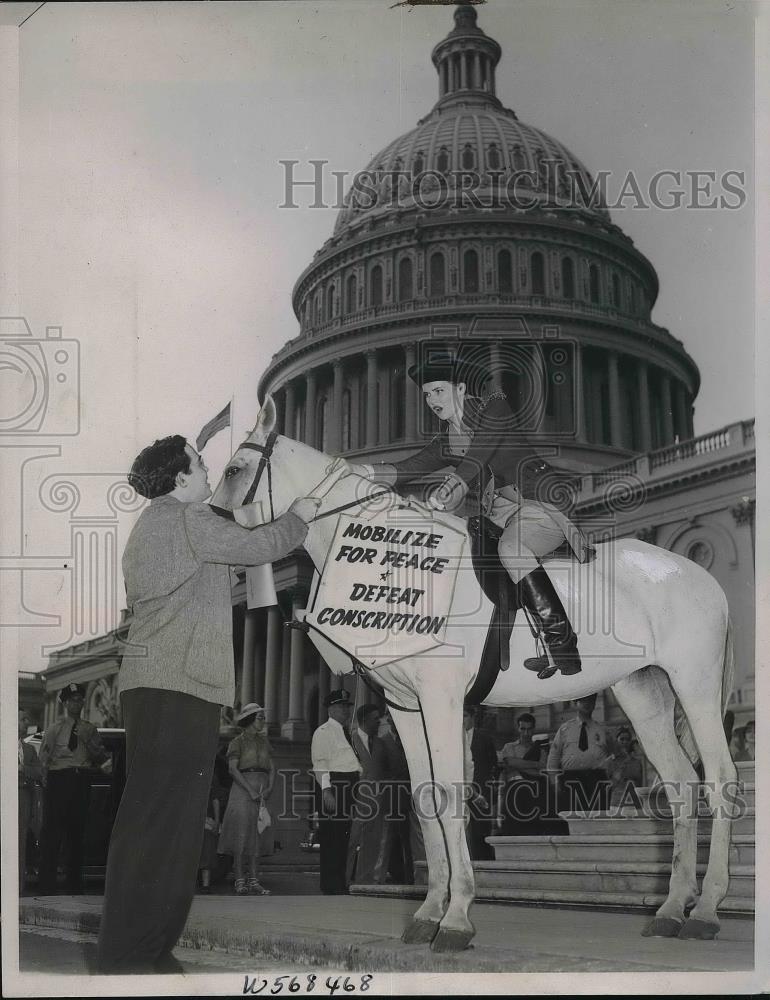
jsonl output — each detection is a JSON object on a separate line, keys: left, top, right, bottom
{"left": 18, "top": 709, "right": 42, "bottom": 895}
{"left": 546, "top": 693, "right": 612, "bottom": 814}
{"left": 218, "top": 703, "right": 274, "bottom": 896}
{"left": 311, "top": 689, "right": 361, "bottom": 895}
{"left": 38, "top": 684, "right": 109, "bottom": 895}
{"left": 347, "top": 703, "right": 389, "bottom": 885}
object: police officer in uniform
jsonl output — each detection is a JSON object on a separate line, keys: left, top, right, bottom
{"left": 38, "top": 683, "right": 110, "bottom": 894}
{"left": 349, "top": 351, "right": 589, "bottom": 680}
{"left": 311, "top": 689, "right": 361, "bottom": 894}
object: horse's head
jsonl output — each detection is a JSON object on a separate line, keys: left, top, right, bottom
{"left": 209, "top": 395, "right": 300, "bottom": 522}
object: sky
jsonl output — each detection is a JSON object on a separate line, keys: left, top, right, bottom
{"left": 5, "top": 0, "right": 757, "bottom": 671}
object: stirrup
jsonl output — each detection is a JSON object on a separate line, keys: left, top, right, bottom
{"left": 523, "top": 653, "right": 559, "bottom": 680}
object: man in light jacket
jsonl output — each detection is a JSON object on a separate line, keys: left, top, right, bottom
{"left": 97, "top": 435, "right": 319, "bottom": 974}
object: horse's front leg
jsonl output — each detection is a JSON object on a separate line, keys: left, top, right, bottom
{"left": 391, "top": 708, "right": 451, "bottom": 944}
{"left": 416, "top": 694, "right": 476, "bottom": 953}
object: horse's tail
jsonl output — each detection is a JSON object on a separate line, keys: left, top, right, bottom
{"left": 674, "top": 615, "right": 734, "bottom": 765}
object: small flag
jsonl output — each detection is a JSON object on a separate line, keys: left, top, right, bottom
{"left": 196, "top": 402, "right": 231, "bottom": 452}
{"left": 246, "top": 564, "right": 278, "bottom": 609}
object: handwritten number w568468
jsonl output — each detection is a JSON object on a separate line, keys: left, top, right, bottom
{"left": 243, "top": 974, "right": 373, "bottom": 995}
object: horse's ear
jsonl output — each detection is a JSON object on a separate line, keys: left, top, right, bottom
{"left": 254, "top": 394, "right": 277, "bottom": 436}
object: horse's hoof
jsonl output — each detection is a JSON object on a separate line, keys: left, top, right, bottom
{"left": 678, "top": 918, "right": 720, "bottom": 941}
{"left": 401, "top": 918, "right": 439, "bottom": 945}
{"left": 429, "top": 926, "right": 474, "bottom": 953}
{"left": 641, "top": 916, "right": 684, "bottom": 938}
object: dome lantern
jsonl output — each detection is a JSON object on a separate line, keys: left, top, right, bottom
{"left": 431, "top": 2, "right": 503, "bottom": 104}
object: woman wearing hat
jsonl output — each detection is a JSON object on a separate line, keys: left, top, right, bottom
{"left": 349, "top": 351, "right": 587, "bottom": 680}
{"left": 217, "top": 703, "right": 274, "bottom": 895}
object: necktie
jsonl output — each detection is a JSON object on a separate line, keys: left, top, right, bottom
{"left": 68, "top": 719, "right": 79, "bottom": 752}
{"left": 578, "top": 721, "right": 588, "bottom": 752}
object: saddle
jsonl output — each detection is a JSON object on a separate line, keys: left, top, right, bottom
{"left": 465, "top": 516, "right": 520, "bottom": 706}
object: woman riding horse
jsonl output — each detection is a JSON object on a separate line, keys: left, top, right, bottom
{"left": 350, "top": 352, "right": 588, "bottom": 680}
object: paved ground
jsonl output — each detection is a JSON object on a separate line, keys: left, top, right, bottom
{"left": 18, "top": 892, "right": 754, "bottom": 975}
{"left": 20, "top": 925, "right": 316, "bottom": 975}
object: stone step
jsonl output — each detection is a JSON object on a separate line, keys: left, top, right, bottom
{"left": 563, "top": 808, "right": 754, "bottom": 838}
{"left": 635, "top": 783, "right": 756, "bottom": 811}
{"left": 470, "top": 860, "right": 755, "bottom": 900}
{"left": 467, "top": 887, "right": 754, "bottom": 916}
{"left": 487, "top": 834, "right": 755, "bottom": 868}
{"left": 377, "top": 876, "right": 754, "bottom": 916}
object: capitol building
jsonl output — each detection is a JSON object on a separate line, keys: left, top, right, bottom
{"left": 39, "top": 5, "right": 755, "bottom": 813}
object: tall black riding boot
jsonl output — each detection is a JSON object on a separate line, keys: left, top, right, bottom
{"left": 519, "top": 566, "right": 582, "bottom": 680}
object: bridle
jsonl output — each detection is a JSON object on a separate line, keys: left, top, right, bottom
{"left": 210, "top": 429, "right": 391, "bottom": 525}
{"left": 210, "top": 430, "right": 278, "bottom": 523}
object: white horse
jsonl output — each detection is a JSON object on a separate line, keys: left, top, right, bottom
{"left": 210, "top": 398, "right": 737, "bottom": 952}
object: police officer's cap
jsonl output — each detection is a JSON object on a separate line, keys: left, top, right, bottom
{"left": 58, "top": 683, "right": 86, "bottom": 703}
{"left": 324, "top": 689, "right": 351, "bottom": 708}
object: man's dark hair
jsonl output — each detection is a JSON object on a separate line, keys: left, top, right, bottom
{"left": 128, "top": 435, "right": 191, "bottom": 499}
{"left": 356, "top": 703, "right": 380, "bottom": 726}
{"left": 517, "top": 712, "right": 535, "bottom": 727}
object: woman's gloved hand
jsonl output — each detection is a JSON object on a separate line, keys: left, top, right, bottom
{"left": 427, "top": 473, "right": 468, "bottom": 512}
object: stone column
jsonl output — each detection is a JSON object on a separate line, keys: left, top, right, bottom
{"left": 440, "top": 60, "right": 448, "bottom": 97}
{"left": 282, "top": 592, "right": 309, "bottom": 740}
{"left": 637, "top": 362, "right": 653, "bottom": 453}
{"left": 240, "top": 608, "right": 257, "bottom": 707}
{"left": 317, "top": 655, "right": 331, "bottom": 727}
{"left": 279, "top": 611, "right": 291, "bottom": 724}
{"left": 489, "top": 342, "right": 503, "bottom": 394}
{"left": 351, "top": 370, "right": 362, "bottom": 450}
{"left": 253, "top": 619, "right": 266, "bottom": 706}
{"left": 379, "top": 363, "right": 391, "bottom": 445}
{"left": 264, "top": 605, "right": 283, "bottom": 728}
{"left": 660, "top": 373, "right": 674, "bottom": 445}
{"left": 405, "top": 344, "right": 418, "bottom": 441}
{"left": 573, "top": 341, "right": 587, "bottom": 442}
{"left": 284, "top": 381, "right": 296, "bottom": 440}
{"left": 304, "top": 368, "right": 317, "bottom": 446}
{"left": 607, "top": 352, "right": 623, "bottom": 448}
{"left": 366, "top": 350, "right": 378, "bottom": 447}
{"left": 674, "top": 382, "right": 689, "bottom": 442}
{"left": 330, "top": 359, "right": 344, "bottom": 453}
{"left": 473, "top": 51, "right": 481, "bottom": 90}
{"left": 460, "top": 50, "right": 468, "bottom": 89}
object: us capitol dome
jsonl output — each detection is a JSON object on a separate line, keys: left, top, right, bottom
{"left": 259, "top": 1, "right": 699, "bottom": 472}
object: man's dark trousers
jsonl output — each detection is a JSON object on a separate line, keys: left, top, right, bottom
{"left": 560, "top": 769, "right": 611, "bottom": 813}
{"left": 39, "top": 769, "right": 90, "bottom": 893}
{"left": 96, "top": 688, "right": 220, "bottom": 973}
{"left": 317, "top": 771, "right": 357, "bottom": 895}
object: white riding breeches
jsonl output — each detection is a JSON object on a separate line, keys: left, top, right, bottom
{"left": 490, "top": 495, "right": 567, "bottom": 585}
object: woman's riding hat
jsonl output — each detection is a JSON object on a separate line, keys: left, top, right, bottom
{"left": 407, "top": 350, "right": 488, "bottom": 394}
